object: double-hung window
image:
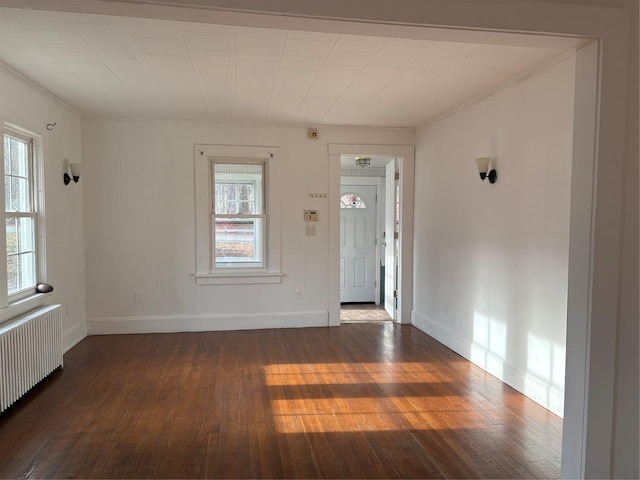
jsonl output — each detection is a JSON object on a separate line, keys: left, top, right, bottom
{"left": 2, "top": 127, "right": 40, "bottom": 302}
{"left": 213, "top": 161, "right": 265, "bottom": 268}
{"left": 195, "top": 145, "right": 282, "bottom": 285}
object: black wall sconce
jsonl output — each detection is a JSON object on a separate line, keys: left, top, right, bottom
{"left": 474, "top": 157, "right": 497, "bottom": 184}
{"left": 63, "top": 160, "right": 82, "bottom": 185}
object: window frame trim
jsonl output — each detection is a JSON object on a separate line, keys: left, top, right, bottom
{"left": 1, "top": 123, "right": 46, "bottom": 307}
{"left": 212, "top": 159, "right": 266, "bottom": 268}
{"left": 194, "top": 144, "right": 282, "bottom": 285}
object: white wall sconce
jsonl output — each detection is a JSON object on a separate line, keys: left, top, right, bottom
{"left": 355, "top": 157, "right": 371, "bottom": 168}
{"left": 474, "top": 157, "right": 497, "bottom": 184}
{"left": 63, "top": 160, "right": 82, "bottom": 185}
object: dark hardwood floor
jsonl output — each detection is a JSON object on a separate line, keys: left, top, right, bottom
{"left": 0, "top": 323, "right": 562, "bottom": 479}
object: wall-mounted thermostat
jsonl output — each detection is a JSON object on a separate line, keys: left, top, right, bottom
{"left": 304, "top": 209, "right": 319, "bottom": 221}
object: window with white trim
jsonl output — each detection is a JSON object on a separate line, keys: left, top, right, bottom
{"left": 195, "top": 145, "right": 282, "bottom": 285}
{"left": 213, "top": 161, "right": 265, "bottom": 268}
{"left": 2, "top": 126, "right": 43, "bottom": 302}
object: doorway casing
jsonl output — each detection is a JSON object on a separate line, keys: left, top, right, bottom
{"left": 328, "top": 144, "right": 415, "bottom": 327}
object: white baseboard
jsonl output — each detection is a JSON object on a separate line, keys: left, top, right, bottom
{"left": 87, "top": 310, "right": 329, "bottom": 335}
{"left": 63, "top": 319, "right": 87, "bottom": 353}
{"left": 412, "top": 310, "right": 564, "bottom": 418}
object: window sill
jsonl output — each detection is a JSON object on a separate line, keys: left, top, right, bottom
{"left": 0, "top": 292, "right": 52, "bottom": 325}
{"left": 195, "top": 271, "right": 283, "bottom": 285}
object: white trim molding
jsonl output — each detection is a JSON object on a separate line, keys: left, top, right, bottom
{"left": 412, "top": 310, "right": 564, "bottom": 417}
{"left": 194, "top": 144, "right": 282, "bottom": 284}
{"left": 87, "top": 310, "right": 329, "bottom": 335}
{"left": 63, "top": 319, "right": 87, "bottom": 353}
{"left": 328, "top": 144, "right": 414, "bottom": 327}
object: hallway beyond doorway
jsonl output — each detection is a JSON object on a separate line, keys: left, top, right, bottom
{"left": 341, "top": 303, "right": 392, "bottom": 323}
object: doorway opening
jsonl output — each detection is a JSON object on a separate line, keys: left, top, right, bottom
{"left": 339, "top": 156, "right": 398, "bottom": 323}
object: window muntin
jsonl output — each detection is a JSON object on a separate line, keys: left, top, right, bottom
{"left": 3, "top": 132, "right": 37, "bottom": 296}
{"left": 212, "top": 161, "right": 265, "bottom": 268}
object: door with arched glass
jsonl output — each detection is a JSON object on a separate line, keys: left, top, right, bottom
{"left": 340, "top": 185, "right": 377, "bottom": 303}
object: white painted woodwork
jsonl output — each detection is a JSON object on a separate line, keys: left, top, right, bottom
{"left": 340, "top": 184, "right": 376, "bottom": 303}
{"left": 384, "top": 159, "right": 396, "bottom": 318}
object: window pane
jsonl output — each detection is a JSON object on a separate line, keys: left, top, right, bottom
{"left": 4, "top": 176, "right": 10, "bottom": 213}
{"left": 3, "top": 136, "right": 10, "bottom": 173}
{"left": 18, "top": 217, "right": 35, "bottom": 252}
{"left": 6, "top": 217, "right": 17, "bottom": 255}
{"left": 19, "top": 252, "right": 35, "bottom": 290}
{"left": 214, "top": 217, "right": 263, "bottom": 265}
{"left": 10, "top": 137, "right": 28, "bottom": 177}
{"left": 10, "top": 177, "right": 29, "bottom": 212}
{"left": 216, "top": 200, "right": 238, "bottom": 215}
{"left": 6, "top": 218, "right": 36, "bottom": 294}
{"left": 7, "top": 255, "right": 17, "bottom": 293}
{"left": 340, "top": 193, "right": 367, "bottom": 209}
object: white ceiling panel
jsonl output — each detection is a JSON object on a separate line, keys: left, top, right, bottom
{"left": 287, "top": 30, "right": 338, "bottom": 43}
{"left": 194, "top": 64, "right": 235, "bottom": 84}
{"left": 375, "top": 44, "right": 428, "bottom": 62}
{"left": 236, "top": 26, "right": 287, "bottom": 46}
{"left": 236, "top": 44, "right": 283, "bottom": 62}
{"left": 122, "top": 17, "right": 183, "bottom": 39}
{"left": 280, "top": 55, "right": 325, "bottom": 71}
{"left": 28, "top": 30, "right": 86, "bottom": 48}
{"left": 71, "top": 23, "right": 135, "bottom": 44}
{"left": 1, "top": 36, "right": 50, "bottom": 57}
{"left": 136, "top": 37, "right": 189, "bottom": 56}
{"left": 325, "top": 50, "right": 375, "bottom": 67}
{"left": 0, "top": 18, "right": 29, "bottom": 37}
{"left": 46, "top": 47, "right": 102, "bottom": 64}
{"left": 62, "top": 12, "right": 124, "bottom": 26}
{"left": 89, "top": 42, "right": 145, "bottom": 61}
{"left": 190, "top": 50, "right": 236, "bottom": 66}
{"left": 179, "top": 21, "right": 234, "bottom": 35}
{"left": 7, "top": 9, "right": 74, "bottom": 32}
{"left": 0, "top": 7, "right": 571, "bottom": 127}
{"left": 283, "top": 39, "right": 334, "bottom": 58}
{"left": 333, "top": 34, "right": 387, "bottom": 52}
{"left": 425, "top": 41, "right": 481, "bottom": 58}
{"left": 183, "top": 31, "right": 235, "bottom": 52}
{"left": 145, "top": 54, "right": 194, "bottom": 71}
{"left": 237, "top": 59, "right": 279, "bottom": 76}
{"left": 386, "top": 38, "right": 437, "bottom": 49}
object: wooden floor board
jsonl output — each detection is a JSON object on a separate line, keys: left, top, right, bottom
{"left": 0, "top": 323, "right": 562, "bottom": 479}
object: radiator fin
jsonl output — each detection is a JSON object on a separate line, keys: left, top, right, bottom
{"left": 0, "top": 305, "right": 63, "bottom": 414}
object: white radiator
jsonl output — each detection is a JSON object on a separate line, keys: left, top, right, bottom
{"left": 0, "top": 304, "right": 63, "bottom": 414}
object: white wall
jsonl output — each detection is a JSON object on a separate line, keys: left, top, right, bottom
{"left": 0, "top": 70, "right": 86, "bottom": 351}
{"left": 82, "top": 119, "right": 413, "bottom": 333}
{"left": 411, "top": 57, "right": 576, "bottom": 417}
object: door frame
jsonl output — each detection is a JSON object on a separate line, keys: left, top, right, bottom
{"left": 328, "top": 144, "right": 414, "bottom": 326}
{"left": 340, "top": 177, "right": 383, "bottom": 305}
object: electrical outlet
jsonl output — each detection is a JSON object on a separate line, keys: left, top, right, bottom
{"left": 294, "top": 289, "right": 302, "bottom": 300}
{"left": 134, "top": 291, "right": 144, "bottom": 303}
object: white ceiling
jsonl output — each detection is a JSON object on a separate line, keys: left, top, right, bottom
{"left": 0, "top": 7, "right": 571, "bottom": 127}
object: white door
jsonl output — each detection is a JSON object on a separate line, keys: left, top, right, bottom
{"left": 340, "top": 185, "right": 377, "bottom": 303}
{"left": 384, "top": 160, "right": 397, "bottom": 318}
